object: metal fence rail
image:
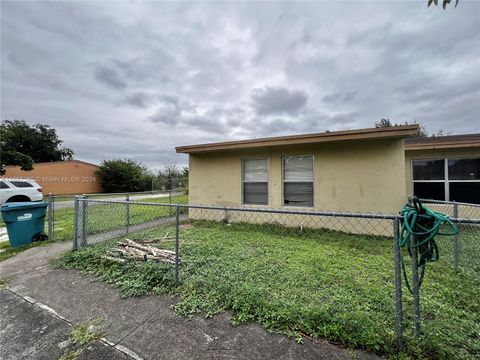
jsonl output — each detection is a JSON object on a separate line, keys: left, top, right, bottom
{"left": 68, "top": 198, "right": 480, "bottom": 353}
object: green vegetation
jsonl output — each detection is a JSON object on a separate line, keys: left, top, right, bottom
{"left": 56, "top": 221, "right": 480, "bottom": 359}
{"left": 0, "top": 119, "right": 73, "bottom": 175}
{"left": 95, "top": 158, "right": 153, "bottom": 193}
{"left": 60, "top": 318, "right": 104, "bottom": 360}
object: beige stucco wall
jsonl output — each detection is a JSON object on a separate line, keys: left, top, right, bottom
{"left": 2, "top": 160, "right": 101, "bottom": 195}
{"left": 189, "top": 138, "right": 407, "bottom": 214}
{"left": 405, "top": 147, "right": 480, "bottom": 197}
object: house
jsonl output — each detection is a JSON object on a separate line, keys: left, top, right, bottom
{"left": 176, "top": 125, "right": 480, "bottom": 215}
{"left": 1, "top": 160, "right": 101, "bottom": 195}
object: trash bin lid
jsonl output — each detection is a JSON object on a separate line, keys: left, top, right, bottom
{"left": 1, "top": 201, "right": 49, "bottom": 212}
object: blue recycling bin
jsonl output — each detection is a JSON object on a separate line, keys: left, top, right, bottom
{"left": 1, "top": 202, "right": 48, "bottom": 248}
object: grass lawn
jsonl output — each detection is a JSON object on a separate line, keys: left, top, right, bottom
{"left": 0, "top": 194, "right": 188, "bottom": 261}
{"left": 55, "top": 220, "right": 480, "bottom": 359}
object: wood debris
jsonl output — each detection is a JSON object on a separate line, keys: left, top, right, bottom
{"left": 105, "top": 238, "right": 180, "bottom": 265}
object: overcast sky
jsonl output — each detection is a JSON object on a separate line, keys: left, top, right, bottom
{"left": 1, "top": 1, "right": 479, "bottom": 169}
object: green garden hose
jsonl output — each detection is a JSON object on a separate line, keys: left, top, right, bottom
{"left": 399, "top": 196, "right": 458, "bottom": 294}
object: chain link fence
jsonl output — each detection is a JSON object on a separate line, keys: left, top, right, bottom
{"left": 67, "top": 197, "right": 480, "bottom": 355}
{"left": 46, "top": 182, "right": 187, "bottom": 243}
{"left": 419, "top": 198, "right": 480, "bottom": 273}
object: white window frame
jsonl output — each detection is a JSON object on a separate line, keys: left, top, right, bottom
{"left": 242, "top": 157, "right": 269, "bottom": 206}
{"left": 411, "top": 157, "right": 480, "bottom": 201}
{"left": 282, "top": 154, "right": 315, "bottom": 208}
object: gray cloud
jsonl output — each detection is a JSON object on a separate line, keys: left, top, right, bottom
{"left": 94, "top": 65, "right": 126, "bottom": 90}
{"left": 123, "top": 92, "right": 150, "bottom": 108}
{"left": 323, "top": 91, "right": 357, "bottom": 104}
{"left": 1, "top": 1, "right": 479, "bottom": 169}
{"left": 251, "top": 86, "right": 308, "bottom": 115}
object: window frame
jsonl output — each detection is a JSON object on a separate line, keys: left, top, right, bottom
{"left": 241, "top": 157, "right": 269, "bottom": 206}
{"left": 282, "top": 154, "right": 315, "bottom": 208}
{"left": 411, "top": 157, "right": 480, "bottom": 202}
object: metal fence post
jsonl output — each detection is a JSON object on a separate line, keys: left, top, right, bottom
{"left": 411, "top": 233, "right": 421, "bottom": 337}
{"left": 393, "top": 217, "right": 403, "bottom": 350}
{"left": 175, "top": 205, "right": 180, "bottom": 286}
{"left": 125, "top": 194, "right": 130, "bottom": 234}
{"left": 453, "top": 202, "right": 459, "bottom": 271}
{"left": 73, "top": 196, "right": 79, "bottom": 250}
{"left": 47, "top": 193, "right": 53, "bottom": 241}
{"left": 81, "top": 195, "right": 88, "bottom": 247}
{"left": 169, "top": 188, "right": 172, "bottom": 216}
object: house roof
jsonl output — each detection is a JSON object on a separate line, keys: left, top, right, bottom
{"left": 405, "top": 133, "right": 480, "bottom": 151}
{"left": 176, "top": 125, "right": 420, "bottom": 154}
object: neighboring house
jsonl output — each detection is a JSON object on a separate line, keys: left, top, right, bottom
{"left": 1, "top": 160, "right": 101, "bottom": 195}
{"left": 176, "top": 125, "right": 480, "bottom": 215}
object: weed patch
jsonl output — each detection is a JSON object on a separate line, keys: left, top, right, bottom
{"left": 56, "top": 221, "right": 480, "bottom": 359}
{"left": 59, "top": 318, "right": 104, "bottom": 360}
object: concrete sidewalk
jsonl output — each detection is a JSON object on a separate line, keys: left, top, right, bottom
{"left": 0, "top": 242, "right": 381, "bottom": 360}
{"left": 0, "top": 289, "right": 131, "bottom": 360}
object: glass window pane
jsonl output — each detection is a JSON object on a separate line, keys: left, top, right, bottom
{"left": 10, "top": 181, "right": 33, "bottom": 188}
{"left": 243, "top": 159, "right": 268, "bottom": 181}
{"left": 448, "top": 158, "right": 480, "bottom": 180}
{"left": 243, "top": 182, "right": 268, "bottom": 205}
{"left": 284, "top": 182, "right": 313, "bottom": 207}
{"left": 449, "top": 182, "right": 480, "bottom": 204}
{"left": 0, "top": 181, "right": 9, "bottom": 189}
{"left": 283, "top": 156, "right": 313, "bottom": 181}
{"left": 413, "top": 182, "right": 445, "bottom": 201}
{"left": 412, "top": 160, "right": 445, "bottom": 180}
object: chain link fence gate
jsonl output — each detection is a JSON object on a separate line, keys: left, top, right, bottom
{"left": 69, "top": 197, "right": 480, "bottom": 355}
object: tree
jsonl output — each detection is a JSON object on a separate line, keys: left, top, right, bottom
{"left": 96, "top": 159, "right": 152, "bottom": 193}
{"left": 374, "top": 118, "right": 428, "bottom": 138}
{"left": 428, "top": 0, "right": 459, "bottom": 9}
{"left": 156, "top": 164, "right": 188, "bottom": 190}
{"left": 0, "top": 120, "right": 74, "bottom": 175}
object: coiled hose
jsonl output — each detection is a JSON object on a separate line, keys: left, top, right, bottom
{"left": 399, "top": 196, "right": 458, "bottom": 294}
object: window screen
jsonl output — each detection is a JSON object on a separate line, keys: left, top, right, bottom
{"left": 412, "top": 160, "right": 445, "bottom": 180}
{"left": 0, "top": 181, "right": 9, "bottom": 189}
{"left": 448, "top": 158, "right": 480, "bottom": 180}
{"left": 283, "top": 156, "right": 314, "bottom": 207}
{"left": 10, "top": 181, "right": 33, "bottom": 188}
{"left": 449, "top": 182, "right": 480, "bottom": 204}
{"left": 413, "top": 182, "right": 445, "bottom": 201}
{"left": 243, "top": 159, "right": 268, "bottom": 205}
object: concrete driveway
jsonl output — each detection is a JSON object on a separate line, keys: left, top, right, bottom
{"left": 0, "top": 242, "right": 381, "bottom": 360}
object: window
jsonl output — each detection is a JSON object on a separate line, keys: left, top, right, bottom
{"left": 242, "top": 158, "right": 268, "bottom": 205}
{"left": 412, "top": 158, "right": 480, "bottom": 204}
{"left": 448, "top": 158, "right": 480, "bottom": 203}
{"left": 283, "top": 155, "right": 314, "bottom": 207}
{"left": 10, "top": 181, "right": 33, "bottom": 188}
{"left": 0, "top": 181, "right": 9, "bottom": 189}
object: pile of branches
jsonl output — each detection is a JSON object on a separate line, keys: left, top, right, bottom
{"left": 103, "top": 238, "right": 179, "bottom": 265}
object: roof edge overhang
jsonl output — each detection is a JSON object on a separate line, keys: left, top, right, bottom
{"left": 405, "top": 141, "right": 480, "bottom": 151}
{"left": 176, "top": 125, "right": 419, "bottom": 154}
